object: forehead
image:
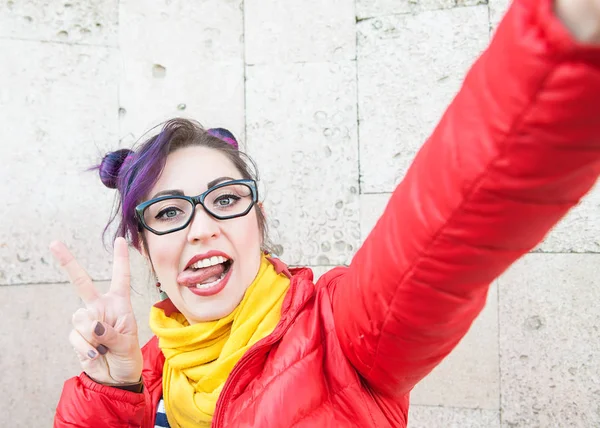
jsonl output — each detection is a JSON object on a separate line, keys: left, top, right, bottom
{"left": 150, "top": 146, "right": 242, "bottom": 195}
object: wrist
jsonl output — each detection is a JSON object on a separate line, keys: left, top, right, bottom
{"left": 111, "top": 379, "right": 144, "bottom": 393}
{"left": 554, "top": 0, "right": 600, "bottom": 43}
{"left": 87, "top": 373, "right": 144, "bottom": 393}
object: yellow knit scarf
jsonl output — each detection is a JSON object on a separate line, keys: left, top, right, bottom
{"left": 149, "top": 256, "right": 290, "bottom": 428}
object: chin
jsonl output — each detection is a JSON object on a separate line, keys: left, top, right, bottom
{"left": 187, "top": 306, "right": 234, "bottom": 323}
{"left": 176, "top": 267, "right": 255, "bottom": 324}
{"left": 181, "top": 291, "right": 243, "bottom": 324}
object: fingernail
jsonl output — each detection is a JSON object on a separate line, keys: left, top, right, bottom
{"left": 94, "top": 322, "right": 105, "bottom": 336}
{"left": 97, "top": 344, "right": 108, "bottom": 355}
{"left": 87, "top": 349, "right": 97, "bottom": 359}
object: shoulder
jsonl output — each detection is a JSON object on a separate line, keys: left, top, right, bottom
{"left": 285, "top": 265, "right": 350, "bottom": 318}
{"left": 289, "top": 265, "right": 348, "bottom": 287}
{"left": 285, "top": 265, "right": 349, "bottom": 309}
{"left": 315, "top": 266, "right": 347, "bottom": 289}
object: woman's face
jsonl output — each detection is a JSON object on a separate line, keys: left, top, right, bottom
{"left": 143, "top": 146, "right": 263, "bottom": 323}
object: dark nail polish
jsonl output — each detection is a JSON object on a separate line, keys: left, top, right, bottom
{"left": 97, "top": 344, "right": 108, "bottom": 355}
{"left": 94, "top": 322, "right": 105, "bottom": 336}
{"left": 87, "top": 350, "right": 97, "bottom": 359}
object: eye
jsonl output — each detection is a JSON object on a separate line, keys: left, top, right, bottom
{"left": 214, "top": 194, "right": 240, "bottom": 207}
{"left": 156, "top": 206, "right": 184, "bottom": 220}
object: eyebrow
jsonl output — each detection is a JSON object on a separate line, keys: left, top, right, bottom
{"left": 149, "top": 176, "right": 235, "bottom": 199}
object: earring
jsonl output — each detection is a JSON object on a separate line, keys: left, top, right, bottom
{"left": 156, "top": 280, "right": 168, "bottom": 301}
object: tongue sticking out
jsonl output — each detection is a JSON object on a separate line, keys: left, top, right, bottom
{"left": 177, "top": 263, "right": 227, "bottom": 286}
{"left": 200, "top": 272, "right": 222, "bottom": 285}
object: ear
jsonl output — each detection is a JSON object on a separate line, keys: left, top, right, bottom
{"left": 256, "top": 202, "right": 268, "bottom": 251}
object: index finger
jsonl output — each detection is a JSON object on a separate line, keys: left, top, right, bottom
{"left": 109, "top": 237, "right": 131, "bottom": 299}
{"left": 49, "top": 241, "right": 99, "bottom": 305}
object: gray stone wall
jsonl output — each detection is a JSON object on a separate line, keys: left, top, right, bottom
{"left": 1, "top": 0, "right": 598, "bottom": 426}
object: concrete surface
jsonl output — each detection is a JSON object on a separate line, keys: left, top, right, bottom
{"left": 1, "top": 0, "right": 598, "bottom": 426}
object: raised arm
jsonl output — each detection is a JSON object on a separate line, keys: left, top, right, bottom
{"left": 51, "top": 238, "right": 149, "bottom": 426}
{"left": 328, "top": 0, "right": 600, "bottom": 397}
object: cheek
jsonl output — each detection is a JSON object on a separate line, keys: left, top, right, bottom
{"left": 234, "top": 213, "right": 263, "bottom": 249}
{"left": 145, "top": 233, "right": 183, "bottom": 273}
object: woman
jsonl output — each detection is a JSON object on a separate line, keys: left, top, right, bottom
{"left": 52, "top": 0, "right": 600, "bottom": 426}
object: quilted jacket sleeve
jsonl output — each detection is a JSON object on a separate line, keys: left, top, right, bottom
{"left": 329, "top": 0, "right": 600, "bottom": 397}
{"left": 54, "top": 337, "right": 163, "bottom": 427}
{"left": 53, "top": 373, "right": 148, "bottom": 428}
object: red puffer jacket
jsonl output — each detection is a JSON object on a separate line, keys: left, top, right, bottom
{"left": 54, "top": 0, "right": 600, "bottom": 426}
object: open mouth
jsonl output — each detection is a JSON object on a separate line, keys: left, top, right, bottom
{"left": 189, "top": 259, "right": 233, "bottom": 289}
{"left": 178, "top": 252, "right": 235, "bottom": 295}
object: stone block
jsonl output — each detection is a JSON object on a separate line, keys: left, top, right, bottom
{"left": 498, "top": 254, "right": 600, "bottom": 427}
{"left": 357, "top": 6, "right": 489, "bottom": 193}
{"left": 357, "top": 0, "right": 487, "bottom": 20}
{"left": 0, "top": 39, "right": 119, "bottom": 285}
{"left": 360, "top": 193, "right": 390, "bottom": 242}
{"left": 0, "top": 0, "right": 118, "bottom": 45}
{"left": 411, "top": 283, "right": 499, "bottom": 409}
{"left": 245, "top": 0, "right": 355, "bottom": 64}
{"left": 118, "top": 0, "right": 245, "bottom": 145}
{"left": 359, "top": 184, "right": 600, "bottom": 257}
{"left": 118, "top": 59, "right": 245, "bottom": 148}
{"left": 408, "top": 405, "right": 500, "bottom": 428}
{"left": 358, "top": 0, "right": 444, "bottom": 20}
{"left": 246, "top": 61, "right": 360, "bottom": 266}
{"left": 0, "top": 280, "right": 155, "bottom": 426}
{"left": 120, "top": 0, "right": 243, "bottom": 61}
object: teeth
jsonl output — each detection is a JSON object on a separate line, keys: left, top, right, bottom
{"left": 195, "top": 271, "right": 226, "bottom": 289}
{"left": 191, "top": 255, "right": 227, "bottom": 269}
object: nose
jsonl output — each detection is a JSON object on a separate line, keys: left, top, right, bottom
{"left": 186, "top": 205, "right": 221, "bottom": 244}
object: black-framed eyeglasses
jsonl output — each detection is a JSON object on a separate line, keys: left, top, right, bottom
{"left": 135, "top": 179, "right": 258, "bottom": 235}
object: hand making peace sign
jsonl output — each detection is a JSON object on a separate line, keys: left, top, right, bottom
{"left": 50, "top": 237, "right": 143, "bottom": 385}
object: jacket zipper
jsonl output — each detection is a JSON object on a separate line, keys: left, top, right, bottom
{"left": 212, "top": 284, "right": 311, "bottom": 427}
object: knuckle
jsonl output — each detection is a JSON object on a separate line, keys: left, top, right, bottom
{"left": 72, "top": 274, "right": 90, "bottom": 288}
{"left": 60, "top": 253, "right": 75, "bottom": 268}
{"left": 71, "top": 308, "right": 88, "bottom": 326}
{"left": 72, "top": 314, "right": 97, "bottom": 342}
{"left": 87, "top": 306, "right": 100, "bottom": 320}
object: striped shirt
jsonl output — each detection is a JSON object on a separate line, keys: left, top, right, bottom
{"left": 155, "top": 398, "right": 170, "bottom": 428}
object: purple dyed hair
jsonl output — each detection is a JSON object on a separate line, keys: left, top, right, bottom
{"left": 95, "top": 118, "right": 268, "bottom": 253}
{"left": 206, "top": 128, "right": 239, "bottom": 150}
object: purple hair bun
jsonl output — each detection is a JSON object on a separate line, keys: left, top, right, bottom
{"left": 207, "top": 128, "right": 239, "bottom": 150}
{"left": 99, "top": 148, "right": 133, "bottom": 189}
